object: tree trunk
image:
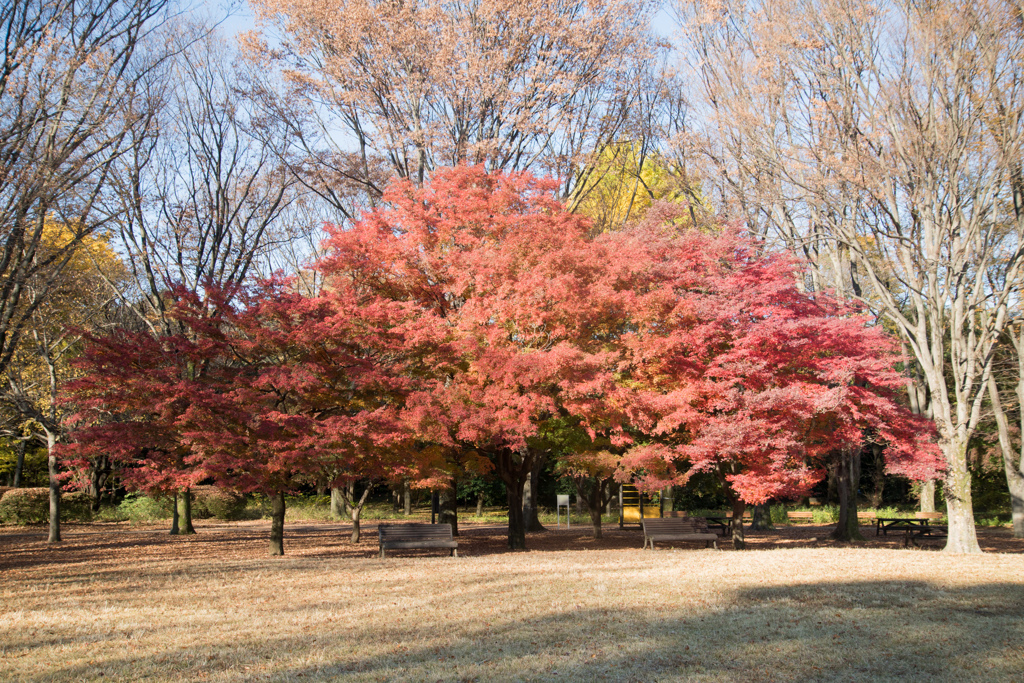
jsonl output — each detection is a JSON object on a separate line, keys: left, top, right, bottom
{"left": 47, "top": 432, "right": 60, "bottom": 544}
{"left": 404, "top": 481, "right": 411, "bottom": 515}
{"left": 573, "top": 476, "right": 614, "bottom": 539}
{"left": 438, "top": 481, "right": 458, "bottom": 536}
{"left": 943, "top": 437, "right": 981, "bottom": 553}
{"left": 749, "top": 503, "right": 772, "bottom": 531}
{"left": 269, "top": 490, "right": 285, "bottom": 556}
{"left": 919, "top": 480, "right": 936, "bottom": 513}
{"left": 88, "top": 457, "right": 104, "bottom": 512}
{"left": 522, "top": 454, "right": 546, "bottom": 532}
{"left": 13, "top": 439, "right": 24, "bottom": 487}
{"left": 177, "top": 488, "right": 196, "bottom": 535}
{"left": 986, "top": 371, "right": 1024, "bottom": 537}
{"left": 831, "top": 448, "right": 864, "bottom": 542}
{"left": 867, "top": 444, "right": 885, "bottom": 509}
{"left": 330, "top": 487, "right": 342, "bottom": 519}
{"left": 826, "top": 461, "right": 839, "bottom": 504}
{"left": 506, "top": 480, "right": 526, "bottom": 550}
{"left": 344, "top": 482, "right": 374, "bottom": 543}
{"left": 661, "top": 486, "right": 674, "bottom": 516}
{"left": 729, "top": 498, "right": 746, "bottom": 549}
{"left": 476, "top": 491, "right": 484, "bottom": 517}
{"left": 495, "top": 448, "right": 533, "bottom": 549}
{"left": 170, "top": 492, "right": 180, "bottom": 535}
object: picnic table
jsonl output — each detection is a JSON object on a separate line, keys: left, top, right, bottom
{"left": 875, "top": 517, "right": 947, "bottom": 546}
{"left": 704, "top": 516, "right": 730, "bottom": 533}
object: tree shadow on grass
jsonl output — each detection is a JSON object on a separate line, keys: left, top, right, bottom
{"left": 26, "top": 579, "right": 1024, "bottom": 683}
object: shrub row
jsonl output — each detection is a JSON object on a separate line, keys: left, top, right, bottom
{"left": 0, "top": 487, "right": 93, "bottom": 524}
{"left": 0, "top": 485, "right": 247, "bottom": 525}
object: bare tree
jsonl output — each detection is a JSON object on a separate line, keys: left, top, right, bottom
{"left": 0, "top": 0, "right": 170, "bottom": 381}
{"left": 986, "top": 325, "right": 1024, "bottom": 537}
{"left": 677, "top": 0, "right": 1024, "bottom": 552}
{"left": 110, "top": 25, "right": 301, "bottom": 331}
{"left": 244, "top": 0, "right": 662, "bottom": 213}
{"left": 0, "top": 228, "right": 129, "bottom": 542}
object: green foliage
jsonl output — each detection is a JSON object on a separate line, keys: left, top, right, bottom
{"left": 769, "top": 504, "right": 790, "bottom": 525}
{"left": 0, "top": 487, "right": 92, "bottom": 523}
{"left": 0, "top": 443, "right": 48, "bottom": 487}
{"left": 62, "top": 491, "right": 94, "bottom": 522}
{"left": 117, "top": 493, "right": 173, "bottom": 523}
{"left": 0, "top": 488, "right": 49, "bottom": 523}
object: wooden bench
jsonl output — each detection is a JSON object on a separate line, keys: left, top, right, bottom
{"left": 857, "top": 511, "right": 877, "bottom": 522}
{"left": 787, "top": 511, "right": 814, "bottom": 523}
{"left": 641, "top": 517, "right": 720, "bottom": 550}
{"left": 915, "top": 511, "right": 944, "bottom": 521}
{"left": 378, "top": 523, "right": 458, "bottom": 558}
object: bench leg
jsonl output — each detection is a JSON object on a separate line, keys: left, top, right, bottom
{"left": 380, "top": 548, "right": 386, "bottom": 559}
{"left": 451, "top": 548, "right": 457, "bottom": 557}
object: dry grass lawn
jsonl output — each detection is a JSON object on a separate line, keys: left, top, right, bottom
{"left": 1, "top": 521, "right": 1023, "bottom": 682}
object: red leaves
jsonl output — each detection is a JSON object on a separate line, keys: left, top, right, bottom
{"left": 62, "top": 165, "right": 942, "bottom": 508}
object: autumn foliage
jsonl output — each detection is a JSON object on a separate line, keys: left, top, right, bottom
{"left": 62, "top": 166, "right": 941, "bottom": 553}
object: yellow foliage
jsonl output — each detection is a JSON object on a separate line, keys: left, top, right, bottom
{"left": 571, "top": 142, "right": 709, "bottom": 233}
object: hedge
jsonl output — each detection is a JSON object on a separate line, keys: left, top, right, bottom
{"left": 0, "top": 487, "right": 93, "bottom": 524}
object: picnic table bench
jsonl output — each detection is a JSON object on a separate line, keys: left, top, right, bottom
{"left": 875, "top": 516, "right": 947, "bottom": 546}
{"left": 641, "top": 517, "right": 720, "bottom": 550}
{"left": 378, "top": 523, "right": 458, "bottom": 558}
{"left": 787, "top": 511, "right": 814, "bottom": 523}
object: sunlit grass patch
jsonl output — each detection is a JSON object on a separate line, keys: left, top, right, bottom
{"left": 0, "top": 525, "right": 1021, "bottom": 682}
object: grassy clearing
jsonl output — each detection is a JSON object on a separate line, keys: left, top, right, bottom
{"left": 1, "top": 522, "right": 1022, "bottom": 682}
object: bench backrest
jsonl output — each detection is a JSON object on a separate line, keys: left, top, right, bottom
{"left": 787, "top": 511, "right": 814, "bottom": 520}
{"left": 642, "top": 517, "right": 711, "bottom": 534}
{"left": 915, "top": 511, "right": 943, "bottom": 520}
{"left": 378, "top": 523, "right": 454, "bottom": 542}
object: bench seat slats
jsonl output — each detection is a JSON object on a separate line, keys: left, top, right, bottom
{"left": 378, "top": 523, "right": 458, "bottom": 558}
{"left": 380, "top": 540, "right": 458, "bottom": 549}
{"left": 641, "top": 518, "right": 720, "bottom": 550}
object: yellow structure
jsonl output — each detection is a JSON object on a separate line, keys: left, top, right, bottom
{"left": 619, "top": 484, "right": 661, "bottom": 527}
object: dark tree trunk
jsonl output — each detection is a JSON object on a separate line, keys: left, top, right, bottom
{"left": 316, "top": 482, "right": 327, "bottom": 498}
{"left": 506, "top": 481, "right": 526, "bottom": 550}
{"left": 476, "top": 491, "right": 484, "bottom": 517}
{"left": 522, "top": 453, "right": 546, "bottom": 532}
{"left": 574, "top": 476, "right": 614, "bottom": 539}
{"left": 344, "top": 483, "right": 374, "bottom": 543}
{"left": 749, "top": 503, "right": 773, "bottom": 531}
{"left": 867, "top": 444, "right": 885, "bottom": 509}
{"left": 88, "top": 456, "right": 107, "bottom": 512}
{"left": 730, "top": 498, "right": 746, "bottom": 549}
{"left": 269, "top": 490, "right": 285, "bottom": 556}
{"left": 404, "top": 481, "right": 412, "bottom": 515}
{"left": 178, "top": 488, "right": 196, "bottom": 535}
{"left": 831, "top": 448, "right": 864, "bottom": 542}
{"left": 826, "top": 461, "right": 839, "bottom": 504}
{"left": 392, "top": 485, "right": 401, "bottom": 513}
{"left": 496, "top": 448, "right": 533, "bottom": 550}
{"left": 47, "top": 438, "right": 60, "bottom": 544}
{"left": 13, "top": 439, "right": 24, "bottom": 487}
{"left": 438, "top": 481, "right": 458, "bottom": 536}
{"left": 170, "top": 491, "right": 180, "bottom": 535}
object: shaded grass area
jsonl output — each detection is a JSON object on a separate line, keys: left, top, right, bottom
{"left": 1, "top": 523, "right": 1023, "bottom": 682}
